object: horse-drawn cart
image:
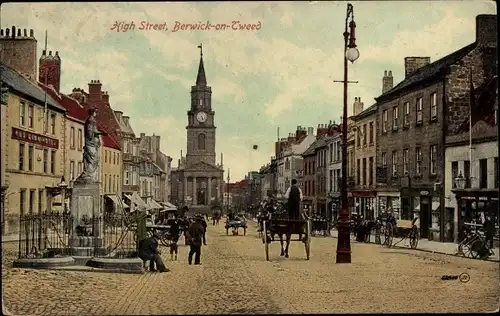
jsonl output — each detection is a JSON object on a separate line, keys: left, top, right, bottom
{"left": 225, "top": 214, "right": 247, "bottom": 236}
{"left": 261, "top": 216, "right": 312, "bottom": 261}
{"left": 382, "top": 218, "right": 419, "bottom": 249}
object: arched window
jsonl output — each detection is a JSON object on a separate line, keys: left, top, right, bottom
{"left": 198, "top": 133, "right": 206, "bottom": 150}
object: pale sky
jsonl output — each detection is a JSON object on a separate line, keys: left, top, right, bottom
{"left": 1, "top": 1, "right": 496, "bottom": 181}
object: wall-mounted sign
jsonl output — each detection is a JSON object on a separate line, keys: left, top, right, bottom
{"left": 11, "top": 127, "right": 59, "bottom": 149}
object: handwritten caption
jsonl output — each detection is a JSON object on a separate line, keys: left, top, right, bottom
{"left": 110, "top": 21, "right": 262, "bottom": 33}
{"left": 441, "top": 272, "right": 470, "bottom": 283}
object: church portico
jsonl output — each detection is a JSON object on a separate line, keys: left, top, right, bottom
{"left": 183, "top": 173, "right": 222, "bottom": 207}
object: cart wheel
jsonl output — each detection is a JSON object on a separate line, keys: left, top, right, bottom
{"left": 469, "top": 239, "right": 483, "bottom": 259}
{"left": 263, "top": 221, "right": 270, "bottom": 261}
{"left": 409, "top": 226, "right": 419, "bottom": 249}
{"left": 160, "top": 235, "right": 172, "bottom": 247}
{"left": 305, "top": 220, "right": 311, "bottom": 260}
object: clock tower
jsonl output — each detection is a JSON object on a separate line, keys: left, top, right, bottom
{"left": 170, "top": 44, "right": 224, "bottom": 212}
{"left": 186, "top": 45, "right": 216, "bottom": 166}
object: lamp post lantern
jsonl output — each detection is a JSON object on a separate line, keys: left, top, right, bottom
{"left": 336, "top": 3, "right": 358, "bottom": 264}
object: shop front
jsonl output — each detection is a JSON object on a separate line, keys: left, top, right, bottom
{"left": 377, "top": 191, "right": 400, "bottom": 219}
{"left": 452, "top": 188, "right": 499, "bottom": 242}
{"left": 352, "top": 191, "right": 377, "bottom": 220}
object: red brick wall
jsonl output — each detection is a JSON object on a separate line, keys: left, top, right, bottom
{"left": 39, "top": 51, "right": 61, "bottom": 92}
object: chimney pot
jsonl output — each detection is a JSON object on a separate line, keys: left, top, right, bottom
{"left": 0, "top": 29, "right": 3, "bottom": 36}
{"left": 384, "top": 70, "right": 387, "bottom": 76}
{"left": 42, "top": 50, "right": 46, "bottom": 56}
{"left": 388, "top": 70, "right": 392, "bottom": 77}
{"left": 17, "top": 29, "right": 21, "bottom": 37}
{"left": 55, "top": 51, "right": 59, "bottom": 56}
{"left": 6, "top": 28, "right": 9, "bottom": 36}
{"left": 11, "top": 26, "right": 15, "bottom": 38}
{"left": 23, "top": 29, "right": 27, "bottom": 37}
{"left": 49, "top": 51, "right": 52, "bottom": 55}
{"left": 30, "top": 29, "right": 34, "bottom": 37}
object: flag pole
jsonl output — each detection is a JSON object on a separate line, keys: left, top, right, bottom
{"left": 469, "top": 69, "right": 473, "bottom": 184}
{"left": 43, "top": 30, "right": 48, "bottom": 134}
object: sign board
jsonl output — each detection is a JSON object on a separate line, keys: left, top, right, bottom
{"left": 11, "top": 127, "right": 59, "bottom": 149}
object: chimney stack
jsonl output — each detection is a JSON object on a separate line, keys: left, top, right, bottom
{"left": 11, "top": 26, "right": 15, "bottom": 39}
{"left": 404, "top": 57, "right": 430, "bottom": 78}
{"left": 23, "top": 29, "right": 27, "bottom": 37}
{"left": 476, "top": 14, "right": 498, "bottom": 47}
{"left": 30, "top": 29, "right": 34, "bottom": 37}
{"left": 382, "top": 70, "right": 394, "bottom": 94}
{"left": 353, "top": 97, "right": 364, "bottom": 116}
{"left": 88, "top": 80, "right": 103, "bottom": 101}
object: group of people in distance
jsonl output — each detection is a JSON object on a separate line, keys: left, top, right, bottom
{"left": 137, "top": 206, "right": 208, "bottom": 273}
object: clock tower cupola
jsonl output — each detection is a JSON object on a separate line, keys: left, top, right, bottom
{"left": 186, "top": 44, "right": 216, "bottom": 166}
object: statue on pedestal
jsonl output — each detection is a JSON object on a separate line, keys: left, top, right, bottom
{"left": 74, "top": 108, "right": 105, "bottom": 184}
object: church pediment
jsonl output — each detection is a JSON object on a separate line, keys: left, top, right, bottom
{"left": 188, "top": 161, "right": 222, "bottom": 172}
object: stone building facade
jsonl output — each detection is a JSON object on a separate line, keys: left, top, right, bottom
{"left": 0, "top": 63, "right": 66, "bottom": 235}
{"left": 170, "top": 50, "right": 224, "bottom": 214}
{"left": 375, "top": 14, "right": 497, "bottom": 242}
{"left": 326, "top": 129, "right": 342, "bottom": 221}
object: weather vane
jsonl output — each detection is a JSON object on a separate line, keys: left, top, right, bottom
{"left": 197, "top": 43, "right": 203, "bottom": 56}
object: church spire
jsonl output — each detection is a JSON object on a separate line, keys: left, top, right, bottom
{"left": 196, "top": 43, "right": 207, "bottom": 86}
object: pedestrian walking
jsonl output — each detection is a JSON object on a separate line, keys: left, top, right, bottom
{"left": 200, "top": 214, "right": 208, "bottom": 245}
{"left": 185, "top": 215, "right": 205, "bottom": 265}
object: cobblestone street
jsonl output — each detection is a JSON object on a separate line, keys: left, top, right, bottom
{"left": 2, "top": 220, "right": 499, "bottom": 315}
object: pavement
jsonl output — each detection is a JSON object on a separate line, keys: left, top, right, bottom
{"left": 2, "top": 220, "right": 499, "bottom": 314}
{"left": 329, "top": 230, "right": 500, "bottom": 262}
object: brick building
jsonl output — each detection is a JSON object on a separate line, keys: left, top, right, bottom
{"left": 351, "top": 98, "right": 379, "bottom": 220}
{"left": 375, "top": 14, "right": 497, "bottom": 241}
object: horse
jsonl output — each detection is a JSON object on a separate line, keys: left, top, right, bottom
{"left": 265, "top": 201, "right": 302, "bottom": 258}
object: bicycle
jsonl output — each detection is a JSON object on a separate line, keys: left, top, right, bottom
{"left": 457, "top": 228, "right": 493, "bottom": 259}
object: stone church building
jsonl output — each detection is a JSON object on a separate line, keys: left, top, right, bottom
{"left": 170, "top": 47, "right": 224, "bottom": 214}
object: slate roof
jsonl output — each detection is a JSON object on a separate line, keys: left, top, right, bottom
{"left": 1, "top": 63, "right": 65, "bottom": 112}
{"left": 352, "top": 104, "right": 377, "bottom": 121}
{"left": 375, "top": 42, "right": 477, "bottom": 101}
{"left": 38, "top": 83, "right": 121, "bottom": 150}
{"left": 302, "top": 138, "right": 321, "bottom": 156}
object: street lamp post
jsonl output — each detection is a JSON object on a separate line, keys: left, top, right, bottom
{"left": 336, "top": 3, "right": 359, "bottom": 264}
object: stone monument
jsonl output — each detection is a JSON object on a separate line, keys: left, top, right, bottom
{"left": 70, "top": 108, "right": 105, "bottom": 256}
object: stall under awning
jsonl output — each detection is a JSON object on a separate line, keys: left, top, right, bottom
{"left": 125, "top": 192, "right": 149, "bottom": 209}
{"left": 162, "top": 202, "right": 177, "bottom": 211}
{"left": 414, "top": 202, "right": 441, "bottom": 212}
{"left": 105, "top": 194, "right": 129, "bottom": 209}
{"left": 148, "top": 199, "right": 163, "bottom": 209}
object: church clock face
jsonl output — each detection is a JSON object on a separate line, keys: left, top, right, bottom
{"left": 196, "top": 111, "right": 208, "bottom": 123}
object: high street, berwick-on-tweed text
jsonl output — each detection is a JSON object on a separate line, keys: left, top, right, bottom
{"left": 110, "top": 20, "right": 262, "bottom": 32}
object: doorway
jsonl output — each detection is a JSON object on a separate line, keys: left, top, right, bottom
{"left": 420, "top": 198, "right": 430, "bottom": 239}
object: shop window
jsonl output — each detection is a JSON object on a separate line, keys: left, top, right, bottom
{"left": 479, "top": 159, "right": 488, "bottom": 189}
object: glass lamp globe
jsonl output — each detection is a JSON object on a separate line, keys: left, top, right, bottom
{"left": 346, "top": 47, "right": 360, "bottom": 63}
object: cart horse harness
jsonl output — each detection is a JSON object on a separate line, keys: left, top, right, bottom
{"left": 260, "top": 204, "right": 312, "bottom": 261}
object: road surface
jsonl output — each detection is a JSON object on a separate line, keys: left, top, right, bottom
{"left": 2, "top": 219, "right": 499, "bottom": 314}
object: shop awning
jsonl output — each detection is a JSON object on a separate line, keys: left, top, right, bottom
{"left": 148, "top": 199, "right": 163, "bottom": 209}
{"left": 105, "top": 194, "right": 129, "bottom": 209}
{"left": 414, "top": 202, "right": 441, "bottom": 212}
{"left": 161, "top": 202, "right": 177, "bottom": 211}
{"left": 125, "top": 192, "right": 149, "bottom": 209}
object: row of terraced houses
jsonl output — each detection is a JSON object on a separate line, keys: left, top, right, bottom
{"left": 0, "top": 26, "right": 173, "bottom": 236}
{"left": 253, "top": 14, "right": 498, "bottom": 244}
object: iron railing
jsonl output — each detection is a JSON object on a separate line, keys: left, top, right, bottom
{"left": 17, "top": 211, "right": 138, "bottom": 259}
{"left": 17, "top": 211, "right": 72, "bottom": 259}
